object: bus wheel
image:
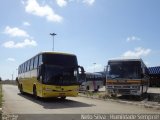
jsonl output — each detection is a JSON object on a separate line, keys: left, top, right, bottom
{"left": 33, "top": 86, "right": 38, "bottom": 99}
{"left": 20, "top": 84, "right": 24, "bottom": 94}
{"left": 94, "top": 89, "right": 98, "bottom": 92}
{"left": 86, "top": 86, "right": 89, "bottom": 91}
{"left": 94, "top": 86, "right": 99, "bottom": 92}
{"left": 61, "top": 96, "right": 66, "bottom": 100}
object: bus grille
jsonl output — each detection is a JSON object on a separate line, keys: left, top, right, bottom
{"left": 118, "top": 89, "right": 130, "bottom": 94}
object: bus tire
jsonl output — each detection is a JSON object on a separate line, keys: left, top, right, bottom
{"left": 20, "top": 84, "right": 24, "bottom": 94}
{"left": 94, "top": 89, "right": 98, "bottom": 92}
{"left": 86, "top": 86, "right": 89, "bottom": 91}
{"left": 61, "top": 96, "right": 66, "bottom": 100}
{"left": 94, "top": 86, "right": 99, "bottom": 92}
{"left": 33, "top": 85, "right": 38, "bottom": 99}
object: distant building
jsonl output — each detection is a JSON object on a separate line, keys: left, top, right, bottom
{"left": 148, "top": 66, "right": 160, "bottom": 87}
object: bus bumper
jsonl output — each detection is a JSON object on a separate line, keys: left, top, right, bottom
{"left": 41, "top": 90, "right": 79, "bottom": 98}
{"left": 106, "top": 85, "right": 142, "bottom": 96}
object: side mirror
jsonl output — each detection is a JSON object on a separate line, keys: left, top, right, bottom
{"left": 107, "top": 65, "right": 111, "bottom": 74}
{"left": 80, "top": 66, "right": 85, "bottom": 74}
{"left": 141, "top": 68, "right": 145, "bottom": 78}
{"left": 78, "top": 66, "right": 86, "bottom": 83}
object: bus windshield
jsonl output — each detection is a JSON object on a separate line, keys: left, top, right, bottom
{"left": 44, "top": 54, "right": 78, "bottom": 67}
{"left": 86, "top": 73, "right": 104, "bottom": 81}
{"left": 43, "top": 65, "right": 78, "bottom": 85}
{"left": 108, "top": 61, "right": 141, "bottom": 79}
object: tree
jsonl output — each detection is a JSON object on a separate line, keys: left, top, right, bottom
{"left": 0, "top": 77, "right": 2, "bottom": 81}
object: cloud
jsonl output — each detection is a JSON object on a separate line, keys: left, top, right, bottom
{"left": 122, "top": 47, "right": 151, "bottom": 58}
{"left": 7, "top": 58, "right": 15, "bottom": 62}
{"left": 83, "top": 0, "right": 95, "bottom": 5}
{"left": 4, "top": 26, "right": 29, "bottom": 37}
{"left": 86, "top": 63, "right": 103, "bottom": 72}
{"left": 55, "top": 0, "right": 95, "bottom": 7}
{"left": 126, "top": 36, "right": 141, "bottom": 42}
{"left": 24, "top": 0, "right": 63, "bottom": 23}
{"left": 3, "top": 39, "right": 37, "bottom": 48}
{"left": 56, "top": 0, "right": 67, "bottom": 7}
{"left": 23, "top": 21, "right": 31, "bottom": 26}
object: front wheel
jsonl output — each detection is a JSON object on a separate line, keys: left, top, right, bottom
{"left": 60, "top": 96, "right": 66, "bottom": 100}
{"left": 86, "top": 86, "right": 89, "bottom": 91}
{"left": 20, "top": 84, "right": 24, "bottom": 94}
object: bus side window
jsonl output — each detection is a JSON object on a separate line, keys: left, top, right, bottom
{"left": 30, "top": 58, "right": 34, "bottom": 70}
{"left": 38, "top": 55, "right": 42, "bottom": 66}
{"left": 34, "top": 56, "right": 38, "bottom": 69}
{"left": 29, "top": 60, "right": 31, "bottom": 71}
{"left": 27, "top": 60, "right": 30, "bottom": 72}
{"left": 20, "top": 65, "right": 22, "bottom": 74}
{"left": 37, "top": 54, "right": 43, "bottom": 81}
{"left": 24, "top": 62, "right": 26, "bottom": 72}
{"left": 18, "top": 66, "right": 21, "bottom": 74}
{"left": 21, "top": 65, "right": 22, "bottom": 74}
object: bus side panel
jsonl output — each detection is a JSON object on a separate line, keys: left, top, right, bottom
{"left": 36, "top": 80, "right": 44, "bottom": 97}
{"left": 30, "top": 69, "right": 37, "bottom": 94}
{"left": 25, "top": 71, "right": 33, "bottom": 94}
{"left": 22, "top": 71, "right": 29, "bottom": 93}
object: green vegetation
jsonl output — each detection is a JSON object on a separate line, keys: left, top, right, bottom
{"left": 80, "top": 89, "right": 116, "bottom": 99}
{"left": 79, "top": 91, "right": 117, "bottom": 100}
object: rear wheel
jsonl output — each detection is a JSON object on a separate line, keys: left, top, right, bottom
{"left": 94, "top": 86, "right": 99, "bottom": 92}
{"left": 33, "top": 86, "right": 38, "bottom": 99}
{"left": 86, "top": 86, "right": 89, "bottom": 91}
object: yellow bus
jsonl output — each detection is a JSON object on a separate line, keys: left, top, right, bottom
{"left": 106, "top": 59, "right": 149, "bottom": 97}
{"left": 17, "top": 52, "right": 85, "bottom": 99}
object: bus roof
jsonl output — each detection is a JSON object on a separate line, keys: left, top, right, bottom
{"left": 19, "top": 51, "right": 76, "bottom": 67}
{"left": 85, "top": 72, "right": 103, "bottom": 76}
{"left": 108, "top": 58, "right": 143, "bottom": 63}
{"left": 37, "top": 51, "right": 76, "bottom": 56}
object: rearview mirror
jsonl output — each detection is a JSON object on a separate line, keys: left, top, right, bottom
{"left": 78, "top": 66, "right": 86, "bottom": 84}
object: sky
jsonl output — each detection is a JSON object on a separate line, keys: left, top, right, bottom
{"left": 0, "top": 0, "right": 160, "bottom": 80}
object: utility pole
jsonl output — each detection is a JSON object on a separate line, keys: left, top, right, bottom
{"left": 50, "top": 33, "right": 57, "bottom": 51}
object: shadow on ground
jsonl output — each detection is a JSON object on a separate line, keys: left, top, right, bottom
{"left": 17, "top": 93, "right": 95, "bottom": 109}
{"left": 117, "top": 93, "right": 160, "bottom": 102}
